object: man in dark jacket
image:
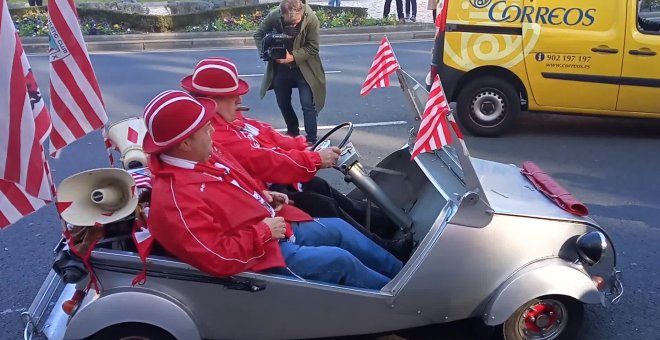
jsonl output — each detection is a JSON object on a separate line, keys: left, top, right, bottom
{"left": 254, "top": 0, "right": 326, "bottom": 145}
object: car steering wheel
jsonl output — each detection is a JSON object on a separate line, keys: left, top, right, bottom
{"left": 312, "top": 122, "right": 353, "bottom": 150}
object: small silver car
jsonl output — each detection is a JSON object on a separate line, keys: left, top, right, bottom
{"left": 22, "top": 70, "right": 623, "bottom": 340}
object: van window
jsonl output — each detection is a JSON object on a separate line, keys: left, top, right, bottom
{"left": 637, "top": 0, "right": 660, "bottom": 34}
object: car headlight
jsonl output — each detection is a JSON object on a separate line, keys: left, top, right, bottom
{"left": 575, "top": 231, "right": 607, "bottom": 265}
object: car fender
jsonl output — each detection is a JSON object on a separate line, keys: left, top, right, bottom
{"left": 64, "top": 287, "right": 200, "bottom": 340}
{"left": 482, "top": 258, "right": 602, "bottom": 326}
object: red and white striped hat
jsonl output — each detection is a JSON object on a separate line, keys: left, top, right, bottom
{"left": 180, "top": 57, "right": 250, "bottom": 96}
{"left": 142, "top": 90, "right": 216, "bottom": 154}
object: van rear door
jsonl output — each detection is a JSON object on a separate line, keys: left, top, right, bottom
{"left": 522, "top": 0, "right": 625, "bottom": 110}
{"left": 616, "top": 0, "right": 660, "bottom": 113}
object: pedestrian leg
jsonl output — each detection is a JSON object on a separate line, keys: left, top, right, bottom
{"left": 383, "top": 0, "right": 393, "bottom": 17}
{"left": 410, "top": 0, "right": 417, "bottom": 21}
{"left": 273, "top": 67, "right": 299, "bottom": 137}
{"left": 294, "top": 69, "right": 318, "bottom": 143}
{"left": 395, "top": 0, "right": 405, "bottom": 20}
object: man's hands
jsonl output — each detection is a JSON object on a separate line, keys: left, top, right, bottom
{"left": 318, "top": 147, "right": 341, "bottom": 168}
{"left": 263, "top": 217, "right": 286, "bottom": 239}
{"left": 262, "top": 190, "right": 292, "bottom": 212}
{"left": 275, "top": 51, "right": 295, "bottom": 64}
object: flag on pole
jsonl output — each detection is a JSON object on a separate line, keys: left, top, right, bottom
{"left": 1, "top": 0, "right": 54, "bottom": 228}
{"left": 411, "top": 75, "right": 453, "bottom": 160}
{"left": 47, "top": 0, "right": 108, "bottom": 157}
{"left": 360, "top": 36, "right": 400, "bottom": 96}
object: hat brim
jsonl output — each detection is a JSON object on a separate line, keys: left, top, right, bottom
{"left": 181, "top": 75, "right": 250, "bottom": 97}
{"left": 142, "top": 97, "right": 217, "bottom": 155}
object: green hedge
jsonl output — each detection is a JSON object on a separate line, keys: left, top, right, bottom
{"left": 10, "top": 4, "right": 368, "bottom": 33}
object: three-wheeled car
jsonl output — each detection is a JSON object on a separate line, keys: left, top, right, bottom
{"left": 22, "top": 70, "right": 622, "bottom": 340}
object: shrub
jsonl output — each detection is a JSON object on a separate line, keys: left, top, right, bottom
{"left": 10, "top": 4, "right": 389, "bottom": 36}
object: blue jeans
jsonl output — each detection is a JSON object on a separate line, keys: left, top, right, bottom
{"left": 273, "top": 64, "right": 318, "bottom": 142}
{"left": 277, "top": 218, "right": 402, "bottom": 289}
{"left": 328, "top": 0, "right": 340, "bottom": 6}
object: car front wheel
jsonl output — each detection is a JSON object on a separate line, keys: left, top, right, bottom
{"left": 503, "top": 295, "right": 584, "bottom": 340}
{"left": 456, "top": 76, "right": 520, "bottom": 137}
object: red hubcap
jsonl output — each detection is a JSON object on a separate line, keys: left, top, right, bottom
{"left": 524, "top": 303, "right": 559, "bottom": 332}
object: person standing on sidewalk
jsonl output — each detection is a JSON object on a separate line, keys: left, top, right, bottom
{"left": 428, "top": 0, "right": 440, "bottom": 23}
{"left": 328, "top": 0, "right": 340, "bottom": 7}
{"left": 384, "top": 0, "right": 405, "bottom": 23}
{"left": 405, "top": 0, "right": 417, "bottom": 22}
{"left": 254, "top": 0, "right": 326, "bottom": 145}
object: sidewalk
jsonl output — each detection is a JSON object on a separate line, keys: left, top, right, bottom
{"left": 22, "top": 23, "right": 436, "bottom": 54}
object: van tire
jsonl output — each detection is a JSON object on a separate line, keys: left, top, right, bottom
{"left": 89, "top": 322, "right": 177, "bottom": 340}
{"left": 456, "top": 76, "right": 520, "bottom": 137}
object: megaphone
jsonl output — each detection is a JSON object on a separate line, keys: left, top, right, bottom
{"left": 56, "top": 168, "right": 138, "bottom": 226}
{"left": 107, "top": 117, "right": 147, "bottom": 169}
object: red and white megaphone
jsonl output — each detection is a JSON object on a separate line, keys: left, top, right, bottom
{"left": 106, "top": 117, "right": 147, "bottom": 169}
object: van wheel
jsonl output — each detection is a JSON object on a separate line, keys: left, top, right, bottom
{"left": 503, "top": 296, "right": 583, "bottom": 340}
{"left": 456, "top": 76, "right": 520, "bottom": 136}
{"left": 90, "top": 322, "right": 176, "bottom": 340}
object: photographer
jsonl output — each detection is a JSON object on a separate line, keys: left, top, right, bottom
{"left": 254, "top": 0, "right": 326, "bottom": 145}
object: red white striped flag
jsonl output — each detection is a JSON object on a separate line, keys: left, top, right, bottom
{"left": 1, "top": 0, "right": 54, "bottom": 228}
{"left": 411, "top": 75, "right": 453, "bottom": 160}
{"left": 360, "top": 36, "right": 400, "bottom": 96}
{"left": 47, "top": 0, "right": 108, "bottom": 157}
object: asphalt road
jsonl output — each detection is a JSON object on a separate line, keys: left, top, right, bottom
{"left": 1, "top": 41, "right": 659, "bottom": 340}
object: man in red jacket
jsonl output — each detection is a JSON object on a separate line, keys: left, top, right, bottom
{"left": 143, "top": 90, "right": 402, "bottom": 289}
{"left": 181, "top": 57, "right": 413, "bottom": 260}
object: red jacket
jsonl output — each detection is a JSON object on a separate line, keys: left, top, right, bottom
{"left": 211, "top": 114, "right": 320, "bottom": 186}
{"left": 147, "top": 149, "right": 312, "bottom": 277}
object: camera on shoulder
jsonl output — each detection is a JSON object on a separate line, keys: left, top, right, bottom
{"left": 261, "top": 31, "right": 293, "bottom": 61}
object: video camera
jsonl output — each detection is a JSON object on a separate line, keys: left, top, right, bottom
{"left": 261, "top": 31, "right": 293, "bottom": 62}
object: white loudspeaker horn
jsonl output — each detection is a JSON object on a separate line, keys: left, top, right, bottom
{"left": 56, "top": 168, "right": 139, "bottom": 226}
{"left": 107, "top": 117, "right": 148, "bottom": 169}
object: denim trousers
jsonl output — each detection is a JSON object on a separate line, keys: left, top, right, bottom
{"left": 328, "top": 0, "right": 340, "bottom": 6}
{"left": 278, "top": 218, "right": 403, "bottom": 289}
{"left": 273, "top": 64, "right": 318, "bottom": 142}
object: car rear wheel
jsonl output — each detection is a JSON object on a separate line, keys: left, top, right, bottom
{"left": 503, "top": 295, "right": 583, "bottom": 340}
{"left": 456, "top": 76, "right": 520, "bottom": 137}
{"left": 90, "top": 322, "right": 176, "bottom": 340}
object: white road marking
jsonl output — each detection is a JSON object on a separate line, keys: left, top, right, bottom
{"left": 1, "top": 308, "right": 27, "bottom": 315}
{"left": 26, "top": 39, "right": 433, "bottom": 57}
{"left": 240, "top": 70, "right": 341, "bottom": 77}
{"left": 274, "top": 120, "right": 407, "bottom": 132}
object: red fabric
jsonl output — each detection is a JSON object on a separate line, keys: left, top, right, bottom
{"left": 0, "top": 4, "right": 54, "bottom": 228}
{"left": 211, "top": 114, "right": 320, "bottom": 186}
{"left": 521, "top": 161, "right": 589, "bottom": 217}
{"left": 147, "top": 149, "right": 312, "bottom": 276}
{"left": 411, "top": 75, "right": 452, "bottom": 160}
{"left": 360, "top": 36, "right": 399, "bottom": 96}
{"left": 47, "top": 0, "right": 108, "bottom": 157}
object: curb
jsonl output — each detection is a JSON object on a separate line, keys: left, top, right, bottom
{"left": 23, "top": 24, "right": 436, "bottom": 54}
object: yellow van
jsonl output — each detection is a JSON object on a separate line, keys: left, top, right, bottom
{"left": 429, "top": 0, "right": 660, "bottom": 136}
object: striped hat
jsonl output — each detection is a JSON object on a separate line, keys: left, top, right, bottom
{"left": 181, "top": 58, "right": 250, "bottom": 96}
{"left": 142, "top": 90, "right": 216, "bottom": 154}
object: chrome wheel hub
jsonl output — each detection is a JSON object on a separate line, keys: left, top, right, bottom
{"left": 517, "top": 299, "right": 568, "bottom": 340}
{"left": 471, "top": 90, "right": 505, "bottom": 124}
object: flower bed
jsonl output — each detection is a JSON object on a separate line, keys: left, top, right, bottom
{"left": 11, "top": 4, "right": 395, "bottom": 37}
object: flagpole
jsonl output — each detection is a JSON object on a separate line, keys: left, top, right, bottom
{"left": 383, "top": 35, "right": 402, "bottom": 72}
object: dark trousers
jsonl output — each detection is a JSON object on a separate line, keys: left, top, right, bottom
{"left": 405, "top": 0, "right": 417, "bottom": 17}
{"left": 28, "top": 0, "right": 43, "bottom": 5}
{"left": 272, "top": 177, "right": 399, "bottom": 240}
{"left": 273, "top": 64, "right": 318, "bottom": 142}
{"left": 383, "top": 0, "right": 404, "bottom": 19}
